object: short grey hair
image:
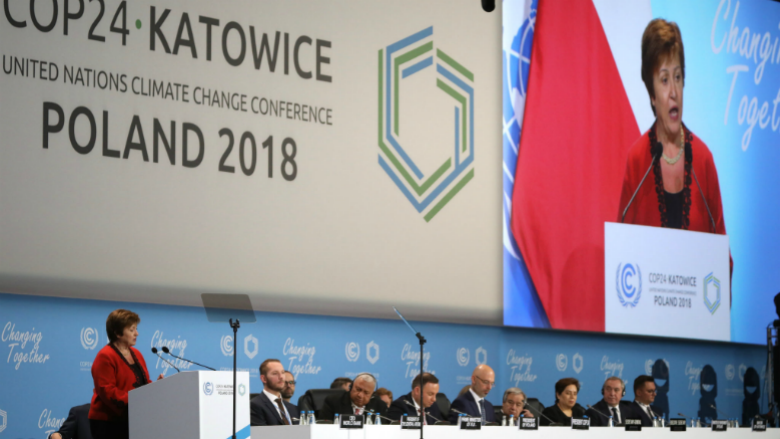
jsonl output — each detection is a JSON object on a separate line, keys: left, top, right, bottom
{"left": 603, "top": 376, "right": 625, "bottom": 391}
{"left": 502, "top": 387, "right": 526, "bottom": 404}
{"left": 354, "top": 373, "right": 377, "bottom": 387}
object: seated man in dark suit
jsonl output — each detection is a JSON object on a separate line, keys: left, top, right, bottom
{"left": 320, "top": 373, "right": 387, "bottom": 422}
{"left": 496, "top": 388, "right": 534, "bottom": 425}
{"left": 585, "top": 376, "right": 633, "bottom": 426}
{"left": 48, "top": 403, "right": 91, "bottom": 439}
{"left": 250, "top": 359, "right": 300, "bottom": 426}
{"left": 447, "top": 364, "right": 497, "bottom": 424}
{"left": 628, "top": 375, "right": 662, "bottom": 426}
{"left": 387, "top": 372, "right": 446, "bottom": 425}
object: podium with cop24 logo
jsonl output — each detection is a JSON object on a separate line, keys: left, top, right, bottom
{"left": 129, "top": 370, "right": 250, "bottom": 439}
{"left": 604, "top": 222, "right": 730, "bottom": 342}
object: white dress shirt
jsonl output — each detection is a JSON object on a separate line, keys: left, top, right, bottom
{"left": 469, "top": 388, "right": 484, "bottom": 415}
{"left": 264, "top": 388, "right": 291, "bottom": 423}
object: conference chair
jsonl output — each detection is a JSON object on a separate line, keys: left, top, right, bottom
{"left": 435, "top": 392, "right": 451, "bottom": 419}
{"left": 297, "top": 389, "right": 346, "bottom": 419}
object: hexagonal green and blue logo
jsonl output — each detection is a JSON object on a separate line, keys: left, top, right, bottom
{"left": 703, "top": 272, "right": 721, "bottom": 314}
{"left": 377, "top": 27, "right": 475, "bottom": 222}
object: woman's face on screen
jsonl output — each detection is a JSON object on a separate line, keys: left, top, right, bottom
{"left": 651, "top": 53, "right": 684, "bottom": 141}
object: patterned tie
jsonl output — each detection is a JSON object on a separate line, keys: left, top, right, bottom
{"left": 275, "top": 398, "right": 290, "bottom": 425}
{"left": 612, "top": 407, "right": 620, "bottom": 424}
{"left": 479, "top": 399, "right": 486, "bottom": 423}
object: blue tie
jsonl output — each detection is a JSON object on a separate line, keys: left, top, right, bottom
{"left": 479, "top": 399, "right": 486, "bottom": 423}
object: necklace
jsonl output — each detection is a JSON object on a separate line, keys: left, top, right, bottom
{"left": 661, "top": 129, "right": 685, "bottom": 165}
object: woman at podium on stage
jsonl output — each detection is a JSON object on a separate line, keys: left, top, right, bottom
{"left": 88, "top": 309, "right": 164, "bottom": 439}
{"left": 618, "top": 19, "right": 728, "bottom": 238}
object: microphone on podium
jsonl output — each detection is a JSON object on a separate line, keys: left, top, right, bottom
{"left": 161, "top": 346, "right": 216, "bottom": 371}
{"left": 151, "top": 347, "right": 180, "bottom": 372}
{"left": 622, "top": 144, "right": 662, "bottom": 223}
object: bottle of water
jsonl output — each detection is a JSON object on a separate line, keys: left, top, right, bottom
{"left": 501, "top": 415, "right": 507, "bottom": 426}
{"left": 308, "top": 411, "right": 316, "bottom": 424}
{"left": 334, "top": 414, "right": 340, "bottom": 425}
{"left": 653, "top": 416, "right": 659, "bottom": 427}
{"left": 300, "top": 411, "right": 308, "bottom": 425}
{"left": 508, "top": 415, "right": 514, "bottom": 427}
{"left": 457, "top": 413, "right": 464, "bottom": 427}
{"left": 375, "top": 412, "right": 382, "bottom": 425}
{"left": 608, "top": 416, "right": 614, "bottom": 427}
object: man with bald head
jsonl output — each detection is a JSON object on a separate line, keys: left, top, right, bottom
{"left": 320, "top": 373, "right": 388, "bottom": 422}
{"left": 447, "top": 364, "right": 497, "bottom": 424}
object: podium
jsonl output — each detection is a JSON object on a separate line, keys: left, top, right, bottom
{"left": 129, "top": 371, "right": 251, "bottom": 439}
{"left": 605, "top": 222, "right": 730, "bottom": 342}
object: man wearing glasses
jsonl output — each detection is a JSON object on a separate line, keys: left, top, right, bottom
{"left": 497, "top": 388, "right": 533, "bottom": 425}
{"left": 282, "top": 371, "right": 296, "bottom": 403}
{"left": 629, "top": 375, "right": 662, "bottom": 426}
{"left": 447, "top": 364, "right": 497, "bottom": 424}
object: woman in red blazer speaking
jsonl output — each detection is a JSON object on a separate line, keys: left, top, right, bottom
{"left": 88, "top": 309, "right": 163, "bottom": 439}
{"left": 618, "top": 19, "right": 732, "bottom": 277}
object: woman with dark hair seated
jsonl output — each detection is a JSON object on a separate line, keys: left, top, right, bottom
{"left": 88, "top": 309, "right": 163, "bottom": 439}
{"left": 541, "top": 378, "right": 585, "bottom": 426}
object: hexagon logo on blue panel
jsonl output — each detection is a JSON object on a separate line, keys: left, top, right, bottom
{"left": 703, "top": 272, "right": 721, "bottom": 314}
{"left": 378, "top": 27, "right": 475, "bottom": 222}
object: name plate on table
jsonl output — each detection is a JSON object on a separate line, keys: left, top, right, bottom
{"left": 460, "top": 417, "right": 482, "bottom": 430}
{"left": 625, "top": 419, "right": 642, "bottom": 431}
{"left": 339, "top": 415, "right": 364, "bottom": 429}
{"left": 711, "top": 420, "right": 728, "bottom": 431}
{"left": 401, "top": 415, "right": 421, "bottom": 430}
{"left": 669, "top": 418, "right": 687, "bottom": 432}
{"left": 520, "top": 417, "right": 539, "bottom": 430}
{"left": 571, "top": 418, "right": 589, "bottom": 430}
{"left": 752, "top": 419, "right": 767, "bottom": 431}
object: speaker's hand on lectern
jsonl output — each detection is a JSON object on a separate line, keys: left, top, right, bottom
{"left": 157, "top": 373, "right": 165, "bottom": 380}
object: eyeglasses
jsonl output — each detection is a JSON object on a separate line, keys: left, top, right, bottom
{"left": 475, "top": 376, "right": 495, "bottom": 387}
{"left": 286, "top": 380, "right": 297, "bottom": 385}
{"left": 644, "top": 389, "right": 657, "bottom": 394}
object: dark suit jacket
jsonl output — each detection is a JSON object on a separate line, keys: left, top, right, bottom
{"left": 319, "top": 390, "right": 387, "bottom": 423}
{"left": 447, "top": 391, "right": 496, "bottom": 424}
{"left": 387, "top": 392, "right": 446, "bottom": 425}
{"left": 585, "top": 399, "right": 633, "bottom": 426}
{"left": 540, "top": 403, "right": 585, "bottom": 426}
{"left": 250, "top": 392, "right": 300, "bottom": 426}
{"left": 628, "top": 401, "right": 662, "bottom": 427}
{"left": 49, "top": 404, "right": 91, "bottom": 439}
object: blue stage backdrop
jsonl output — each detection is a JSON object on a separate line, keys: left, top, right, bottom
{"left": 0, "top": 292, "right": 767, "bottom": 437}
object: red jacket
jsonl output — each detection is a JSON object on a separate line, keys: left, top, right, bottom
{"left": 89, "top": 344, "right": 150, "bottom": 421}
{"left": 618, "top": 125, "right": 733, "bottom": 276}
{"left": 618, "top": 126, "right": 727, "bottom": 234}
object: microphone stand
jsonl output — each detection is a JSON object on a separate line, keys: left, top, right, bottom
{"left": 229, "top": 318, "right": 240, "bottom": 439}
{"left": 394, "top": 307, "right": 426, "bottom": 439}
{"left": 161, "top": 347, "right": 216, "bottom": 371}
{"left": 524, "top": 401, "right": 560, "bottom": 426}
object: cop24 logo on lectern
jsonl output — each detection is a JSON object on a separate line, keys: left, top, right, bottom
{"left": 616, "top": 263, "right": 641, "bottom": 307}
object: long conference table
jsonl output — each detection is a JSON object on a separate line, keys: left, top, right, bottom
{"left": 251, "top": 424, "right": 769, "bottom": 438}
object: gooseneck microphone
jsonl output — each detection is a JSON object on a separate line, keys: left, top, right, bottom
{"left": 678, "top": 412, "right": 691, "bottom": 419}
{"left": 404, "top": 400, "right": 444, "bottom": 423}
{"left": 522, "top": 402, "right": 560, "bottom": 426}
{"left": 586, "top": 404, "right": 613, "bottom": 423}
{"left": 161, "top": 346, "right": 216, "bottom": 371}
{"left": 709, "top": 404, "right": 731, "bottom": 420}
{"left": 151, "top": 347, "right": 180, "bottom": 372}
{"left": 692, "top": 170, "right": 717, "bottom": 233}
{"left": 621, "top": 146, "right": 662, "bottom": 223}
